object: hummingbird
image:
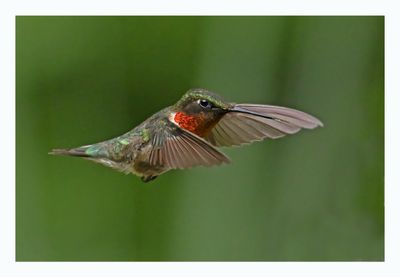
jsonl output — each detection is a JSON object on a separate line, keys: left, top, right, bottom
{"left": 50, "top": 88, "right": 323, "bottom": 182}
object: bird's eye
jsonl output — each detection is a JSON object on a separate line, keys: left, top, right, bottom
{"left": 198, "top": 99, "right": 212, "bottom": 109}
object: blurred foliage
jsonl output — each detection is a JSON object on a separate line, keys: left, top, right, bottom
{"left": 16, "top": 16, "right": 384, "bottom": 261}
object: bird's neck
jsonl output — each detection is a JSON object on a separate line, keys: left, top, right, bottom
{"left": 169, "top": 111, "right": 216, "bottom": 137}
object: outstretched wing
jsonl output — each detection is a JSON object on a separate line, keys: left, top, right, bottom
{"left": 205, "top": 104, "right": 323, "bottom": 147}
{"left": 149, "top": 122, "right": 230, "bottom": 169}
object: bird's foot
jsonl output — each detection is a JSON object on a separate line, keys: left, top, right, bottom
{"left": 141, "top": 175, "right": 158, "bottom": 182}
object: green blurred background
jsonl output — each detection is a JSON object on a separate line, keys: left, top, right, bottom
{"left": 16, "top": 16, "right": 384, "bottom": 261}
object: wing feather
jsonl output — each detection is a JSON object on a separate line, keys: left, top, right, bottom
{"left": 205, "top": 104, "right": 322, "bottom": 147}
{"left": 149, "top": 123, "right": 230, "bottom": 169}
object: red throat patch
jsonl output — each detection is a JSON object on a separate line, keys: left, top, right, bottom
{"left": 173, "top": 112, "right": 206, "bottom": 137}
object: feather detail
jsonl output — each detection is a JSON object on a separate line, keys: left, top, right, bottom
{"left": 149, "top": 124, "right": 230, "bottom": 169}
{"left": 205, "top": 103, "right": 323, "bottom": 147}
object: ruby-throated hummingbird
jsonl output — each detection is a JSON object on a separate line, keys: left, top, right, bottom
{"left": 50, "top": 88, "right": 323, "bottom": 182}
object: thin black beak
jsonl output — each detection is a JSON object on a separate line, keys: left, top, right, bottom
{"left": 228, "top": 106, "right": 274, "bottom": 120}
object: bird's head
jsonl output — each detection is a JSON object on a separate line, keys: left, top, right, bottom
{"left": 170, "top": 88, "right": 233, "bottom": 136}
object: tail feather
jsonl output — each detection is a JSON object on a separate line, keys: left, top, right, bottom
{"left": 49, "top": 147, "right": 91, "bottom": 157}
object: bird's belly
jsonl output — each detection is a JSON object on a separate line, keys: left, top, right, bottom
{"left": 132, "top": 160, "right": 166, "bottom": 177}
{"left": 130, "top": 145, "right": 168, "bottom": 178}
